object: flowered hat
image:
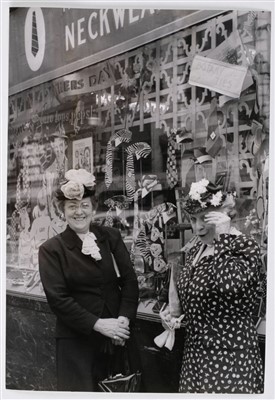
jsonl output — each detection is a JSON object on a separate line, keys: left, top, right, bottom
{"left": 183, "top": 176, "right": 234, "bottom": 214}
{"left": 55, "top": 169, "right": 96, "bottom": 201}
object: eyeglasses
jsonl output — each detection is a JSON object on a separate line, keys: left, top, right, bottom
{"left": 66, "top": 202, "right": 92, "bottom": 212}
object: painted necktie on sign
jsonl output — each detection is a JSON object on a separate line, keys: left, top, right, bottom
{"left": 105, "top": 129, "right": 132, "bottom": 188}
{"left": 31, "top": 11, "right": 39, "bottom": 56}
{"left": 125, "top": 142, "right": 152, "bottom": 200}
{"left": 166, "top": 129, "right": 179, "bottom": 188}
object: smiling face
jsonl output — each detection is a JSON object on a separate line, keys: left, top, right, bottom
{"left": 52, "top": 137, "right": 66, "bottom": 162}
{"left": 64, "top": 197, "right": 93, "bottom": 234}
{"left": 189, "top": 209, "right": 217, "bottom": 245}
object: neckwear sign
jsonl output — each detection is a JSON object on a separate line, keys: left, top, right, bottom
{"left": 24, "top": 8, "right": 46, "bottom": 72}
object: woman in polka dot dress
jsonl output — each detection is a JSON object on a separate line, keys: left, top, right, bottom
{"left": 163, "top": 178, "right": 264, "bottom": 393}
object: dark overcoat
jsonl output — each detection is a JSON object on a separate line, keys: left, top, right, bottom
{"left": 39, "top": 224, "right": 139, "bottom": 338}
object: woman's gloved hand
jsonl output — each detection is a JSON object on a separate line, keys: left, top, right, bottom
{"left": 156, "top": 305, "right": 185, "bottom": 351}
{"left": 160, "top": 306, "right": 173, "bottom": 330}
{"left": 204, "top": 211, "right": 231, "bottom": 238}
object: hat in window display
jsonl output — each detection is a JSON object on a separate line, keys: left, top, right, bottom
{"left": 50, "top": 123, "right": 68, "bottom": 140}
{"left": 176, "top": 128, "right": 193, "bottom": 144}
{"left": 251, "top": 120, "right": 265, "bottom": 156}
{"left": 206, "top": 98, "right": 224, "bottom": 158}
{"left": 205, "top": 131, "right": 224, "bottom": 158}
{"left": 194, "top": 147, "right": 213, "bottom": 164}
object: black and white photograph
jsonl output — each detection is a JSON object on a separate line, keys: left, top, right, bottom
{"left": 73, "top": 137, "right": 93, "bottom": 172}
{"left": 1, "top": 2, "right": 275, "bottom": 399}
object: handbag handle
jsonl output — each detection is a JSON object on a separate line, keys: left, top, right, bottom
{"left": 111, "top": 253, "right": 121, "bottom": 278}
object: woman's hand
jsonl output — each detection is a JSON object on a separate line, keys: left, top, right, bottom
{"left": 204, "top": 211, "right": 231, "bottom": 237}
{"left": 93, "top": 318, "right": 130, "bottom": 341}
{"left": 112, "top": 317, "right": 130, "bottom": 346}
{"left": 160, "top": 307, "right": 173, "bottom": 330}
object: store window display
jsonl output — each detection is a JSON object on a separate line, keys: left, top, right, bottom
{"left": 6, "top": 10, "right": 269, "bottom": 335}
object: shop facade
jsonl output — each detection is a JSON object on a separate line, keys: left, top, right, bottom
{"left": 6, "top": 7, "right": 270, "bottom": 392}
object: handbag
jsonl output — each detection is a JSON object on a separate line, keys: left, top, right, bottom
{"left": 98, "top": 371, "right": 141, "bottom": 392}
{"left": 98, "top": 345, "right": 142, "bottom": 392}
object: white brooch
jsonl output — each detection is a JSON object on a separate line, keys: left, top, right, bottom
{"left": 81, "top": 232, "right": 102, "bottom": 261}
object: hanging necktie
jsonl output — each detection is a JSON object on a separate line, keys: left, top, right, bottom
{"left": 104, "top": 198, "right": 115, "bottom": 227}
{"left": 133, "top": 190, "right": 141, "bottom": 242}
{"left": 105, "top": 129, "right": 132, "bottom": 189}
{"left": 125, "top": 146, "right": 136, "bottom": 200}
{"left": 166, "top": 128, "right": 178, "bottom": 188}
{"left": 105, "top": 140, "right": 113, "bottom": 189}
{"left": 125, "top": 142, "right": 152, "bottom": 200}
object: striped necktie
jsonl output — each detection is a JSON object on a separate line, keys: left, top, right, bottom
{"left": 31, "top": 11, "right": 39, "bottom": 56}
{"left": 105, "top": 129, "right": 132, "bottom": 189}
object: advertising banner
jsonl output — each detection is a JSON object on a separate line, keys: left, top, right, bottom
{"left": 9, "top": 8, "right": 198, "bottom": 90}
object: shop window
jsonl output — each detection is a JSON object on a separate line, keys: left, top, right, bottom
{"left": 6, "top": 10, "right": 269, "bottom": 326}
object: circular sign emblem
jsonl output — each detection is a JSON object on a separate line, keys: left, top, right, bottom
{"left": 24, "top": 8, "right": 46, "bottom": 72}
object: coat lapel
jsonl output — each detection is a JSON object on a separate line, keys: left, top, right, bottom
{"left": 60, "top": 225, "right": 82, "bottom": 250}
{"left": 60, "top": 224, "right": 110, "bottom": 265}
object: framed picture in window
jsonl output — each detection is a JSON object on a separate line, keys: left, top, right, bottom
{"left": 72, "top": 137, "right": 93, "bottom": 173}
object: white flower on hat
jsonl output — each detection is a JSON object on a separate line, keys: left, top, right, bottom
{"left": 189, "top": 179, "right": 209, "bottom": 201}
{"left": 61, "top": 169, "right": 96, "bottom": 200}
{"left": 65, "top": 169, "right": 96, "bottom": 189}
{"left": 61, "top": 181, "right": 84, "bottom": 200}
{"left": 210, "top": 190, "right": 223, "bottom": 207}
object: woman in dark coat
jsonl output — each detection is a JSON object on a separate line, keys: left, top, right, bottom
{"left": 39, "top": 169, "right": 139, "bottom": 391}
{"left": 161, "top": 178, "right": 264, "bottom": 394}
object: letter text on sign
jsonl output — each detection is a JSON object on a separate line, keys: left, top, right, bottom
{"left": 65, "top": 23, "right": 75, "bottom": 50}
{"left": 189, "top": 55, "right": 248, "bottom": 98}
{"left": 88, "top": 12, "right": 98, "bottom": 40}
{"left": 100, "top": 9, "right": 110, "bottom": 36}
{"left": 113, "top": 9, "right": 125, "bottom": 28}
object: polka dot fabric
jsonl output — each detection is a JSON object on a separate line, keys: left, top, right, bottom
{"left": 177, "top": 234, "right": 264, "bottom": 393}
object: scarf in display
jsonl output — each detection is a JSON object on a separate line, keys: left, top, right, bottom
{"left": 81, "top": 232, "right": 102, "bottom": 260}
{"left": 125, "top": 142, "right": 152, "bottom": 200}
{"left": 131, "top": 175, "right": 161, "bottom": 243}
{"left": 105, "top": 129, "right": 132, "bottom": 189}
{"left": 166, "top": 128, "right": 179, "bottom": 188}
{"left": 139, "top": 174, "right": 161, "bottom": 198}
{"left": 103, "top": 195, "right": 131, "bottom": 227}
{"left": 134, "top": 202, "right": 176, "bottom": 273}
